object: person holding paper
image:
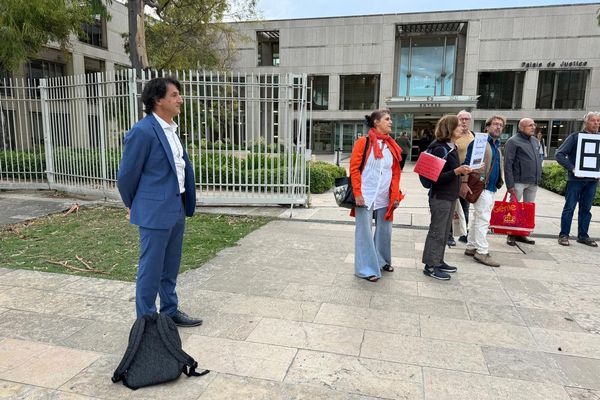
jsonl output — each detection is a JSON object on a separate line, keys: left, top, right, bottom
{"left": 447, "top": 110, "right": 475, "bottom": 246}
{"left": 503, "top": 118, "right": 542, "bottom": 246}
{"left": 555, "top": 111, "right": 600, "bottom": 247}
{"left": 350, "top": 109, "right": 404, "bottom": 282}
{"left": 422, "top": 115, "right": 473, "bottom": 280}
{"left": 462, "top": 115, "right": 505, "bottom": 267}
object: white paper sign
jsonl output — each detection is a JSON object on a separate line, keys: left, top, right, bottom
{"left": 469, "top": 133, "right": 488, "bottom": 169}
{"left": 574, "top": 133, "right": 600, "bottom": 178}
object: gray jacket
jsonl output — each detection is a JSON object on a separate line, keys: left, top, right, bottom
{"left": 503, "top": 132, "right": 543, "bottom": 189}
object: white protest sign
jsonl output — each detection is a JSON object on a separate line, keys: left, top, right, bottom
{"left": 469, "top": 133, "right": 488, "bottom": 169}
{"left": 574, "top": 133, "right": 600, "bottom": 178}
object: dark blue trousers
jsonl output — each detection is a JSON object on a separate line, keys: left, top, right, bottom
{"left": 136, "top": 207, "right": 185, "bottom": 318}
{"left": 560, "top": 179, "right": 598, "bottom": 239}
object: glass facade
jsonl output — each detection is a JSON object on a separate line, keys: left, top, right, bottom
{"left": 477, "top": 71, "right": 524, "bottom": 109}
{"left": 398, "top": 36, "right": 456, "bottom": 96}
{"left": 310, "top": 75, "right": 328, "bottom": 110}
{"left": 79, "top": 15, "right": 105, "bottom": 48}
{"left": 340, "top": 75, "right": 380, "bottom": 110}
{"left": 536, "top": 70, "right": 587, "bottom": 109}
{"left": 312, "top": 121, "right": 335, "bottom": 153}
{"left": 549, "top": 120, "right": 581, "bottom": 157}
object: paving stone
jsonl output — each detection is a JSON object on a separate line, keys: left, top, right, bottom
{"left": 176, "top": 289, "right": 238, "bottom": 314}
{"left": 221, "top": 294, "right": 321, "bottom": 322}
{"left": 422, "top": 367, "right": 571, "bottom": 400}
{"left": 466, "top": 303, "right": 526, "bottom": 326}
{"left": 198, "top": 373, "right": 379, "bottom": 400}
{"left": 370, "top": 292, "right": 470, "bottom": 320}
{"left": 517, "top": 307, "right": 585, "bottom": 332}
{"left": 60, "top": 320, "right": 132, "bottom": 354}
{"left": 201, "top": 274, "right": 285, "bottom": 297}
{"left": 0, "top": 269, "right": 80, "bottom": 291}
{"left": 551, "top": 354, "right": 600, "bottom": 390}
{"left": 531, "top": 328, "right": 600, "bottom": 358}
{"left": 482, "top": 346, "right": 566, "bottom": 383}
{"left": 420, "top": 315, "right": 536, "bottom": 349}
{"left": 58, "top": 277, "right": 135, "bottom": 301}
{"left": 0, "top": 310, "right": 91, "bottom": 345}
{"left": 417, "top": 282, "right": 513, "bottom": 305}
{"left": 565, "top": 387, "right": 600, "bottom": 400}
{"left": 280, "top": 283, "right": 371, "bottom": 307}
{"left": 246, "top": 317, "right": 363, "bottom": 356}
{"left": 361, "top": 330, "right": 488, "bottom": 373}
{"left": 0, "top": 338, "right": 99, "bottom": 389}
{"left": 186, "top": 311, "right": 261, "bottom": 341}
{"left": 183, "top": 335, "right": 296, "bottom": 382}
{"left": 0, "top": 268, "right": 11, "bottom": 276}
{"left": 333, "top": 273, "right": 418, "bottom": 295}
{"left": 343, "top": 254, "right": 417, "bottom": 269}
{"left": 0, "top": 287, "right": 85, "bottom": 315}
{"left": 0, "top": 380, "right": 98, "bottom": 400}
{"left": 285, "top": 350, "right": 423, "bottom": 399}
{"left": 61, "top": 354, "right": 213, "bottom": 400}
{"left": 58, "top": 294, "right": 136, "bottom": 324}
{"left": 571, "top": 313, "right": 600, "bottom": 335}
{"left": 313, "top": 303, "right": 420, "bottom": 336}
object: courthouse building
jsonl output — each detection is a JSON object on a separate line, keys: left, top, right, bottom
{"left": 231, "top": 3, "right": 600, "bottom": 160}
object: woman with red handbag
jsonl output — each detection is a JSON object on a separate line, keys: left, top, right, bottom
{"left": 422, "top": 115, "right": 473, "bottom": 280}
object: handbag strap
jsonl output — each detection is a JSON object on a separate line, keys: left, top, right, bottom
{"left": 358, "top": 136, "right": 370, "bottom": 172}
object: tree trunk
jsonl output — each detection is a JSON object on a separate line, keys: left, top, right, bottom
{"left": 128, "top": 0, "right": 149, "bottom": 76}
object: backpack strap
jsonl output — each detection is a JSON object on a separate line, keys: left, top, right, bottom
{"left": 111, "top": 315, "right": 147, "bottom": 383}
{"left": 156, "top": 314, "right": 210, "bottom": 377}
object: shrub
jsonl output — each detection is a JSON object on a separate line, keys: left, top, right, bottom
{"left": 541, "top": 163, "right": 600, "bottom": 206}
{"left": 309, "top": 161, "right": 345, "bottom": 194}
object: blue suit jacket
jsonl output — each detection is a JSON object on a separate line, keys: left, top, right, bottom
{"left": 117, "top": 114, "right": 196, "bottom": 229}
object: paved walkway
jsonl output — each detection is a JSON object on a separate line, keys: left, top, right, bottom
{"left": 1, "top": 165, "right": 600, "bottom": 399}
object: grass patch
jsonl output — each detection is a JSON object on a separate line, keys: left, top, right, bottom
{"left": 0, "top": 207, "right": 271, "bottom": 281}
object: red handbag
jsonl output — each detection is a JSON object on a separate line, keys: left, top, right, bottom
{"left": 489, "top": 192, "right": 535, "bottom": 237}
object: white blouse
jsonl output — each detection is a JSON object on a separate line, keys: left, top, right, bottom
{"left": 360, "top": 140, "right": 393, "bottom": 210}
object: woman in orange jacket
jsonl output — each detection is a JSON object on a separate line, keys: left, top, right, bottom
{"left": 349, "top": 109, "right": 404, "bottom": 282}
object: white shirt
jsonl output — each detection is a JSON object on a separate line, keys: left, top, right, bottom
{"left": 360, "top": 140, "right": 393, "bottom": 210}
{"left": 153, "top": 113, "right": 186, "bottom": 193}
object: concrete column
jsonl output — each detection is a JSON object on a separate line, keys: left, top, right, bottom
{"left": 329, "top": 74, "right": 340, "bottom": 111}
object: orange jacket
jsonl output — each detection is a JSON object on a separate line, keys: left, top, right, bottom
{"left": 349, "top": 136, "right": 403, "bottom": 221}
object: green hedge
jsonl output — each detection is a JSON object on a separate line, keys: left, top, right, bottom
{"left": 309, "top": 161, "right": 346, "bottom": 194}
{"left": 541, "top": 163, "right": 600, "bottom": 206}
{"left": 0, "top": 150, "right": 46, "bottom": 179}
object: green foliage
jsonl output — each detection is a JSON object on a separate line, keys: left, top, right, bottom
{"left": 541, "top": 163, "right": 600, "bottom": 206}
{"left": 0, "top": 207, "right": 270, "bottom": 281}
{"left": 0, "top": 0, "right": 109, "bottom": 71}
{"left": 0, "top": 150, "right": 46, "bottom": 179}
{"left": 143, "top": 0, "right": 259, "bottom": 70}
{"left": 309, "top": 161, "right": 346, "bottom": 194}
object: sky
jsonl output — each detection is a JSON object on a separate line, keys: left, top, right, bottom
{"left": 255, "top": 0, "right": 596, "bottom": 20}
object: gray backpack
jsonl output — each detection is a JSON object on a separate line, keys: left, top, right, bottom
{"left": 112, "top": 313, "right": 209, "bottom": 390}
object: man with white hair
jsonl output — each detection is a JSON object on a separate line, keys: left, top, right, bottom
{"left": 503, "top": 117, "right": 542, "bottom": 246}
{"left": 555, "top": 111, "right": 600, "bottom": 247}
{"left": 447, "top": 110, "right": 474, "bottom": 246}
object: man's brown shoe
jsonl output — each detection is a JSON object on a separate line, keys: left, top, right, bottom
{"left": 474, "top": 252, "right": 500, "bottom": 267}
{"left": 464, "top": 248, "right": 476, "bottom": 256}
{"left": 558, "top": 236, "right": 570, "bottom": 246}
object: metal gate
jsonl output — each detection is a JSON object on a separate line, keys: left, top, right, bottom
{"left": 0, "top": 69, "right": 310, "bottom": 205}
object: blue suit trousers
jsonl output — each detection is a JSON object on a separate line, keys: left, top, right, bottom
{"left": 136, "top": 206, "right": 185, "bottom": 318}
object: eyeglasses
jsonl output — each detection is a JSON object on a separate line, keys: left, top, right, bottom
{"left": 491, "top": 122, "right": 505, "bottom": 127}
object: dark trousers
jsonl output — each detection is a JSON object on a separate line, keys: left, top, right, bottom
{"left": 136, "top": 206, "right": 185, "bottom": 318}
{"left": 423, "top": 197, "right": 454, "bottom": 267}
{"left": 448, "top": 197, "right": 470, "bottom": 238}
{"left": 560, "top": 180, "right": 598, "bottom": 239}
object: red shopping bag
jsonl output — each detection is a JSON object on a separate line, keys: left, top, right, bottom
{"left": 414, "top": 151, "right": 446, "bottom": 182}
{"left": 489, "top": 192, "right": 535, "bottom": 236}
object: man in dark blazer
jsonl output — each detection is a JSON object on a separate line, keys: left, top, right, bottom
{"left": 117, "top": 77, "right": 201, "bottom": 327}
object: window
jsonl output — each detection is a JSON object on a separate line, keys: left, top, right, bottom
{"left": 312, "top": 121, "right": 335, "bottom": 152}
{"left": 398, "top": 35, "right": 457, "bottom": 96}
{"left": 25, "top": 60, "right": 65, "bottom": 98}
{"left": 549, "top": 120, "right": 581, "bottom": 156}
{"left": 257, "top": 31, "right": 279, "bottom": 67}
{"left": 536, "top": 70, "right": 587, "bottom": 109}
{"left": 340, "top": 75, "right": 380, "bottom": 111}
{"left": 309, "top": 76, "right": 328, "bottom": 111}
{"left": 80, "top": 15, "right": 106, "bottom": 48}
{"left": 477, "top": 71, "right": 524, "bottom": 109}
{"left": 84, "top": 57, "right": 105, "bottom": 102}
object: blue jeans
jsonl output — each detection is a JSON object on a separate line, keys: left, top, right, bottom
{"left": 560, "top": 180, "right": 598, "bottom": 239}
{"left": 354, "top": 206, "right": 392, "bottom": 279}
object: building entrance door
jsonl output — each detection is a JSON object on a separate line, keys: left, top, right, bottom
{"left": 411, "top": 118, "right": 439, "bottom": 161}
{"left": 339, "top": 122, "right": 363, "bottom": 153}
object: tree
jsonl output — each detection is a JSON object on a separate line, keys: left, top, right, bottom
{"left": 0, "top": 0, "right": 110, "bottom": 72}
{"left": 127, "top": 0, "right": 258, "bottom": 72}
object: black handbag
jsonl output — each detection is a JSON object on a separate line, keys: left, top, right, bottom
{"left": 333, "top": 137, "right": 369, "bottom": 209}
{"left": 333, "top": 176, "right": 356, "bottom": 209}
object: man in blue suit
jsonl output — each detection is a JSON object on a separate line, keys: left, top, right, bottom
{"left": 117, "top": 77, "right": 201, "bottom": 327}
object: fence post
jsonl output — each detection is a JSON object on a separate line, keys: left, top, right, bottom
{"left": 128, "top": 69, "right": 138, "bottom": 127}
{"left": 39, "top": 78, "right": 55, "bottom": 187}
{"left": 96, "top": 72, "right": 108, "bottom": 196}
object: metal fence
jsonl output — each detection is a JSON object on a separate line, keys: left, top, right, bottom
{"left": 0, "top": 69, "right": 310, "bottom": 206}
